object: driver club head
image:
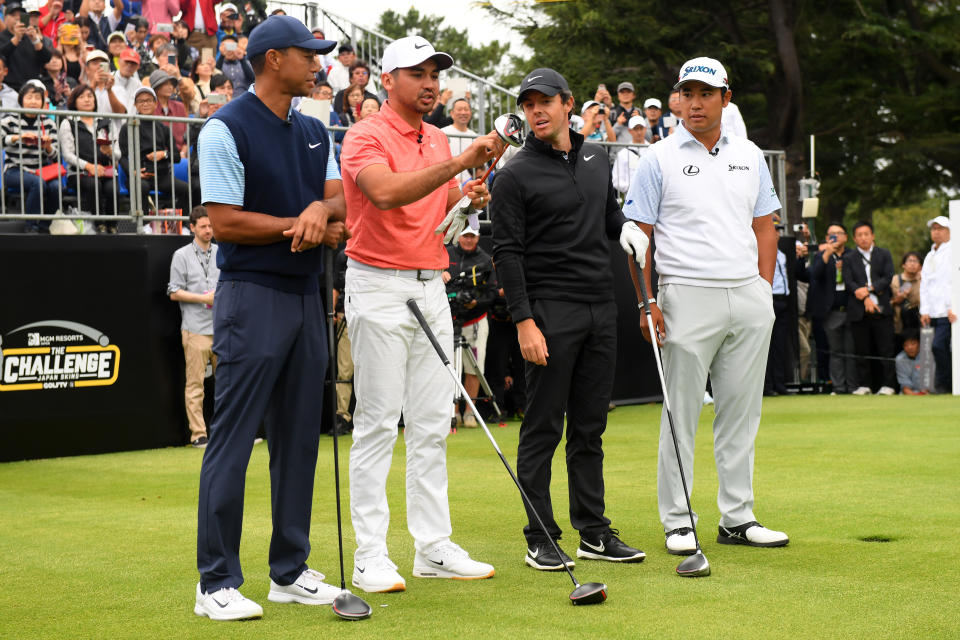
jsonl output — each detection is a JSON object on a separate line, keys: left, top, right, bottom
{"left": 493, "top": 113, "right": 524, "bottom": 148}
{"left": 676, "top": 551, "right": 711, "bottom": 578}
{"left": 569, "top": 582, "right": 608, "bottom": 606}
{"left": 331, "top": 590, "right": 372, "bottom": 620}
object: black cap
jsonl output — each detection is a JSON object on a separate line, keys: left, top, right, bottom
{"left": 517, "top": 68, "right": 569, "bottom": 105}
{"left": 5, "top": 1, "right": 24, "bottom": 13}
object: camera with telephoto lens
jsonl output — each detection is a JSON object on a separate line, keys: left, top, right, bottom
{"left": 447, "top": 270, "right": 491, "bottom": 331}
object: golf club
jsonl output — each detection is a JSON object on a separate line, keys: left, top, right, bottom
{"left": 445, "top": 113, "right": 525, "bottom": 216}
{"left": 406, "top": 299, "right": 607, "bottom": 606}
{"left": 636, "top": 274, "right": 710, "bottom": 578}
{"left": 324, "top": 249, "right": 373, "bottom": 620}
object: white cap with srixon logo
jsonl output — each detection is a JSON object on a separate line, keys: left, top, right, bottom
{"left": 674, "top": 57, "right": 729, "bottom": 90}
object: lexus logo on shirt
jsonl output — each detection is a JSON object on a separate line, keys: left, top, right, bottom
{"left": 682, "top": 165, "right": 700, "bottom": 176}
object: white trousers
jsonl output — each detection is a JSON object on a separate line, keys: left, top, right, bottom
{"left": 345, "top": 266, "right": 455, "bottom": 561}
{"left": 657, "top": 279, "right": 775, "bottom": 530}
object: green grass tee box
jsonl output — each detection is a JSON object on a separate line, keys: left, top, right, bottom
{"left": 0, "top": 396, "right": 958, "bottom": 639}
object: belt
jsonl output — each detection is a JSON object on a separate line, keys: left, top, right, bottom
{"left": 347, "top": 257, "right": 440, "bottom": 281}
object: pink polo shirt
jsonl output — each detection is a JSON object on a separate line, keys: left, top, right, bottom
{"left": 341, "top": 100, "right": 459, "bottom": 270}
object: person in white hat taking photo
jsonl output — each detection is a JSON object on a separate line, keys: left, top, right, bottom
{"left": 624, "top": 56, "right": 790, "bottom": 556}
{"left": 339, "top": 35, "right": 503, "bottom": 594}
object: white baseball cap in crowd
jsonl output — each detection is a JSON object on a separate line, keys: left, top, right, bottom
{"left": 381, "top": 36, "right": 453, "bottom": 74}
{"left": 219, "top": 2, "right": 239, "bottom": 14}
{"left": 643, "top": 98, "right": 661, "bottom": 109}
{"left": 569, "top": 114, "right": 584, "bottom": 132}
{"left": 580, "top": 100, "right": 599, "bottom": 114}
{"left": 85, "top": 49, "right": 109, "bottom": 64}
{"left": 459, "top": 226, "right": 479, "bottom": 237}
{"left": 927, "top": 215, "right": 951, "bottom": 229}
{"left": 675, "top": 56, "right": 729, "bottom": 90}
{"left": 628, "top": 115, "right": 646, "bottom": 129}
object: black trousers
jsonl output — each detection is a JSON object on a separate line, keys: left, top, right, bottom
{"left": 69, "top": 174, "right": 115, "bottom": 216}
{"left": 484, "top": 317, "right": 526, "bottom": 417}
{"left": 851, "top": 312, "right": 895, "bottom": 391}
{"left": 765, "top": 296, "right": 789, "bottom": 392}
{"left": 518, "top": 299, "right": 615, "bottom": 544}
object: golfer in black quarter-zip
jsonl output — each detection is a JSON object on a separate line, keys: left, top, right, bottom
{"left": 491, "top": 68, "right": 650, "bottom": 570}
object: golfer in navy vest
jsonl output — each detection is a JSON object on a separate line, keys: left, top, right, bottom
{"left": 193, "top": 15, "right": 348, "bottom": 621}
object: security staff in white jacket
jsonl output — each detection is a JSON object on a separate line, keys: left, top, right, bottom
{"left": 624, "top": 57, "right": 790, "bottom": 555}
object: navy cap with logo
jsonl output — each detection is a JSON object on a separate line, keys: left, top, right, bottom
{"left": 517, "top": 68, "right": 569, "bottom": 105}
{"left": 246, "top": 15, "right": 337, "bottom": 58}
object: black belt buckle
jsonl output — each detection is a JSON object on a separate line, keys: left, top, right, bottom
{"left": 416, "top": 269, "right": 430, "bottom": 281}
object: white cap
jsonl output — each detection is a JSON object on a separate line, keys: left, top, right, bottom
{"left": 643, "top": 98, "right": 661, "bottom": 109}
{"left": 381, "top": 36, "right": 453, "bottom": 74}
{"left": 675, "top": 56, "right": 729, "bottom": 90}
{"left": 85, "top": 49, "right": 109, "bottom": 63}
{"left": 927, "top": 215, "right": 951, "bottom": 229}
{"left": 628, "top": 115, "right": 645, "bottom": 129}
{"left": 219, "top": 2, "right": 239, "bottom": 13}
{"left": 580, "top": 100, "right": 599, "bottom": 114}
{"left": 569, "top": 114, "right": 584, "bottom": 133}
{"left": 459, "top": 226, "right": 478, "bottom": 236}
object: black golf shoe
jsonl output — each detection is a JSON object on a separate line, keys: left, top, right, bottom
{"left": 524, "top": 541, "right": 575, "bottom": 571}
{"left": 717, "top": 521, "right": 789, "bottom": 547}
{"left": 576, "top": 529, "right": 645, "bottom": 563}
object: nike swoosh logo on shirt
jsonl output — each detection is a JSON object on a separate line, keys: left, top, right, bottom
{"left": 308, "top": 142, "right": 322, "bottom": 149}
{"left": 584, "top": 154, "right": 595, "bottom": 161}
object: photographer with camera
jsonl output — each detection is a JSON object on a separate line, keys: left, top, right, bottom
{"left": 579, "top": 100, "right": 615, "bottom": 143}
{"left": 442, "top": 226, "right": 497, "bottom": 427}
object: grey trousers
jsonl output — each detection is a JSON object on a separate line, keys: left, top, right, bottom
{"left": 657, "top": 279, "right": 775, "bottom": 531}
{"left": 824, "top": 309, "right": 858, "bottom": 393}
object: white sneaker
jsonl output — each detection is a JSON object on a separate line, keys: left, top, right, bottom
{"left": 194, "top": 583, "right": 263, "bottom": 621}
{"left": 665, "top": 527, "right": 697, "bottom": 556}
{"left": 352, "top": 554, "right": 406, "bottom": 593}
{"left": 876, "top": 386, "right": 895, "bottom": 396}
{"left": 463, "top": 413, "right": 478, "bottom": 428}
{"left": 413, "top": 540, "right": 495, "bottom": 580}
{"left": 702, "top": 391, "right": 714, "bottom": 405}
{"left": 852, "top": 387, "right": 871, "bottom": 395}
{"left": 717, "top": 521, "right": 789, "bottom": 547}
{"left": 268, "top": 568, "right": 341, "bottom": 605}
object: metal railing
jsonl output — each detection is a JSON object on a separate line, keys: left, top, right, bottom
{"left": 311, "top": 5, "right": 519, "bottom": 133}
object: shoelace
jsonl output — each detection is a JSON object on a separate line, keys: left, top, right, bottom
{"left": 669, "top": 527, "right": 693, "bottom": 536}
{"left": 297, "top": 568, "right": 327, "bottom": 587}
{"left": 209, "top": 587, "right": 246, "bottom": 604}
{"left": 430, "top": 541, "right": 467, "bottom": 559}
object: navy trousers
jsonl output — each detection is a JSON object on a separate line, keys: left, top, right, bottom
{"left": 197, "top": 279, "right": 327, "bottom": 592}
{"left": 931, "top": 317, "right": 953, "bottom": 391}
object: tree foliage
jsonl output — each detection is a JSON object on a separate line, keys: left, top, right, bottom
{"left": 375, "top": 8, "right": 510, "bottom": 79}
{"left": 480, "top": 0, "right": 960, "bottom": 230}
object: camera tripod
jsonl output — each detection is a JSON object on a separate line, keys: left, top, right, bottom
{"left": 451, "top": 321, "right": 502, "bottom": 431}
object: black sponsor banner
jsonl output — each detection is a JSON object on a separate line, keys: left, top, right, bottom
{"left": 0, "top": 234, "right": 193, "bottom": 462}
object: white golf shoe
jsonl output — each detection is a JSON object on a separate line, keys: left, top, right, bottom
{"left": 413, "top": 541, "right": 495, "bottom": 580}
{"left": 665, "top": 527, "right": 697, "bottom": 556}
{"left": 717, "top": 521, "right": 789, "bottom": 547}
{"left": 851, "top": 386, "right": 872, "bottom": 395}
{"left": 876, "top": 386, "right": 895, "bottom": 396}
{"left": 194, "top": 583, "right": 263, "bottom": 621}
{"left": 352, "top": 554, "right": 406, "bottom": 593}
{"left": 267, "top": 568, "right": 341, "bottom": 605}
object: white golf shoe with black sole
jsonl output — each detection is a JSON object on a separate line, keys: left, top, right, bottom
{"left": 194, "top": 583, "right": 263, "bottom": 621}
{"left": 665, "top": 527, "right": 697, "bottom": 556}
{"left": 413, "top": 541, "right": 495, "bottom": 580}
{"left": 717, "top": 521, "right": 789, "bottom": 547}
{"left": 267, "top": 568, "right": 341, "bottom": 605}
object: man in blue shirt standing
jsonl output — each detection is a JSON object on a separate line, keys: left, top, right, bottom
{"left": 193, "top": 15, "right": 347, "bottom": 621}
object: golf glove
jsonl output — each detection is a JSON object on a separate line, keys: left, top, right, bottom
{"left": 619, "top": 221, "right": 648, "bottom": 267}
{"left": 435, "top": 196, "right": 479, "bottom": 244}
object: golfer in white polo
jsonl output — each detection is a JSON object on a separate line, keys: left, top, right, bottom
{"left": 624, "top": 57, "right": 789, "bottom": 554}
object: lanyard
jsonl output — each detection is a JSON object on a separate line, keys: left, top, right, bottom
{"left": 193, "top": 243, "right": 212, "bottom": 283}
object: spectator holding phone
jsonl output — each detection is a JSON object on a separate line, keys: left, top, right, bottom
{"left": 58, "top": 23, "right": 86, "bottom": 81}
{"left": 170, "top": 20, "right": 196, "bottom": 73}
{"left": 142, "top": 0, "right": 178, "bottom": 35}
{"left": 1, "top": 81, "right": 60, "bottom": 232}
{"left": 215, "top": 33, "right": 252, "bottom": 98}
{"left": 642, "top": 98, "right": 669, "bottom": 142}
{"left": 196, "top": 72, "right": 229, "bottom": 118}
{"left": 0, "top": 3, "right": 54, "bottom": 91}
{"left": 593, "top": 82, "right": 613, "bottom": 110}
{"left": 40, "top": 49, "right": 77, "bottom": 107}
{"left": 215, "top": 2, "right": 241, "bottom": 49}
{"left": 39, "top": 0, "right": 68, "bottom": 46}
{"left": 891, "top": 251, "right": 922, "bottom": 339}
{"left": 59, "top": 83, "right": 121, "bottom": 226}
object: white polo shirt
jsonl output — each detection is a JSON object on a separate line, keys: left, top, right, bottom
{"left": 623, "top": 124, "right": 780, "bottom": 287}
